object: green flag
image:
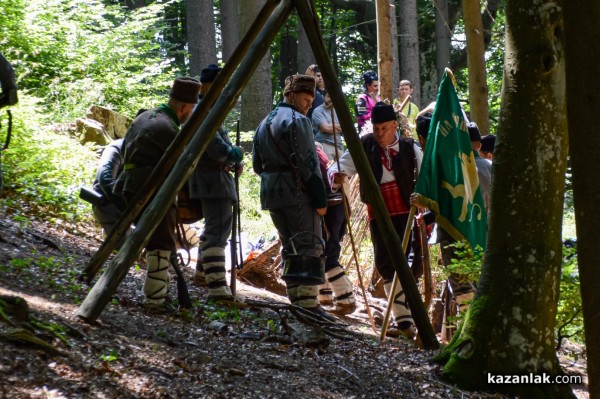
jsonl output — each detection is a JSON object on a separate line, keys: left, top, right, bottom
{"left": 415, "top": 71, "right": 487, "bottom": 251}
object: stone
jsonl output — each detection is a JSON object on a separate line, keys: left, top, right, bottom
{"left": 75, "top": 118, "right": 111, "bottom": 146}
{"left": 85, "top": 105, "right": 133, "bottom": 140}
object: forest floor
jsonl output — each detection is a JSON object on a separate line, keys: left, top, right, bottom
{"left": 0, "top": 209, "right": 589, "bottom": 399}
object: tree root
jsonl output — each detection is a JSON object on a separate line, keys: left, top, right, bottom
{"left": 0, "top": 327, "right": 64, "bottom": 356}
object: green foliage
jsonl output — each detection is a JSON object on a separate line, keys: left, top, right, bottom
{"left": 556, "top": 243, "right": 584, "bottom": 343}
{"left": 1, "top": 0, "right": 184, "bottom": 120}
{"left": 443, "top": 241, "right": 483, "bottom": 284}
{"left": 0, "top": 98, "right": 97, "bottom": 223}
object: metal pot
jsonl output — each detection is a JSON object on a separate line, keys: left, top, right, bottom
{"left": 281, "top": 232, "right": 326, "bottom": 285}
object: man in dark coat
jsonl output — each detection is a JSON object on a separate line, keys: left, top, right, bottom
{"left": 188, "top": 64, "right": 244, "bottom": 301}
{"left": 114, "top": 77, "right": 201, "bottom": 309}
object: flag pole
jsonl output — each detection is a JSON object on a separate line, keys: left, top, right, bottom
{"left": 379, "top": 205, "right": 417, "bottom": 340}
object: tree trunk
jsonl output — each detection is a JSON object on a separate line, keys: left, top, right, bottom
{"left": 451, "top": 0, "right": 502, "bottom": 71}
{"left": 279, "top": 32, "right": 297, "bottom": 87}
{"left": 220, "top": 0, "right": 240, "bottom": 63}
{"left": 239, "top": 0, "right": 273, "bottom": 131}
{"left": 564, "top": 2, "right": 600, "bottom": 398}
{"left": 398, "top": 0, "right": 420, "bottom": 106}
{"left": 439, "top": 1, "right": 574, "bottom": 397}
{"left": 462, "top": 0, "right": 489, "bottom": 134}
{"left": 297, "top": 18, "right": 314, "bottom": 73}
{"left": 434, "top": 0, "right": 451, "bottom": 84}
{"left": 390, "top": 0, "right": 399, "bottom": 100}
{"left": 375, "top": 0, "right": 393, "bottom": 102}
{"left": 164, "top": 2, "right": 187, "bottom": 70}
{"left": 186, "top": 0, "right": 217, "bottom": 78}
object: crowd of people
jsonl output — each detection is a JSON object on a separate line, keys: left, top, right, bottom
{"left": 87, "top": 63, "right": 496, "bottom": 338}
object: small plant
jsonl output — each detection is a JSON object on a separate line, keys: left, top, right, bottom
{"left": 100, "top": 350, "right": 119, "bottom": 362}
{"left": 204, "top": 306, "right": 240, "bottom": 322}
{"left": 443, "top": 241, "right": 483, "bottom": 284}
{"left": 266, "top": 318, "right": 280, "bottom": 334}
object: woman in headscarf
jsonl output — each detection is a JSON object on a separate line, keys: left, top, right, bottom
{"left": 355, "top": 70, "right": 380, "bottom": 134}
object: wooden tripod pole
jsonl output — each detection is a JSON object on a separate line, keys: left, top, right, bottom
{"left": 379, "top": 206, "right": 417, "bottom": 340}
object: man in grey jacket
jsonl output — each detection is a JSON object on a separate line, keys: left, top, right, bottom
{"left": 253, "top": 74, "right": 332, "bottom": 318}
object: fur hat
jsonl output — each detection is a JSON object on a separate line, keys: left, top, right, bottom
{"left": 363, "top": 70, "right": 378, "bottom": 85}
{"left": 416, "top": 112, "right": 433, "bottom": 138}
{"left": 371, "top": 102, "right": 396, "bottom": 124}
{"left": 284, "top": 74, "right": 316, "bottom": 96}
{"left": 467, "top": 121, "right": 481, "bottom": 142}
{"left": 200, "top": 64, "right": 222, "bottom": 83}
{"left": 170, "top": 77, "right": 201, "bottom": 104}
{"left": 480, "top": 134, "right": 496, "bottom": 153}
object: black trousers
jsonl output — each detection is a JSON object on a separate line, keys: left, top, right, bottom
{"left": 322, "top": 201, "right": 347, "bottom": 272}
{"left": 369, "top": 213, "right": 422, "bottom": 283}
{"left": 125, "top": 193, "right": 177, "bottom": 253}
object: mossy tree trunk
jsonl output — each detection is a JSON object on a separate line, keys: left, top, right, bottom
{"left": 439, "top": 1, "right": 574, "bottom": 397}
{"left": 564, "top": 2, "right": 600, "bottom": 398}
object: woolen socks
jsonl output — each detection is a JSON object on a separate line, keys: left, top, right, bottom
{"left": 144, "top": 250, "right": 171, "bottom": 306}
{"left": 202, "top": 246, "right": 233, "bottom": 301}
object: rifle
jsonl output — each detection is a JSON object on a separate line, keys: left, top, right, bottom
{"left": 230, "top": 120, "right": 242, "bottom": 297}
{"left": 170, "top": 253, "right": 192, "bottom": 309}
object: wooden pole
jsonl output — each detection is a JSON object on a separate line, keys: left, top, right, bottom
{"left": 294, "top": 0, "right": 439, "bottom": 350}
{"left": 81, "top": 0, "right": 281, "bottom": 284}
{"left": 77, "top": 0, "right": 295, "bottom": 322}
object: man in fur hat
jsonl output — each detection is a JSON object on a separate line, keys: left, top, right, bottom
{"left": 329, "top": 102, "right": 423, "bottom": 337}
{"left": 252, "top": 74, "right": 335, "bottom": 319}
{"left": 188, "top": 64, "right": 244, "bottom": 302}
{"left": 114, "top": 76, "right": 201, "bottom": 309}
